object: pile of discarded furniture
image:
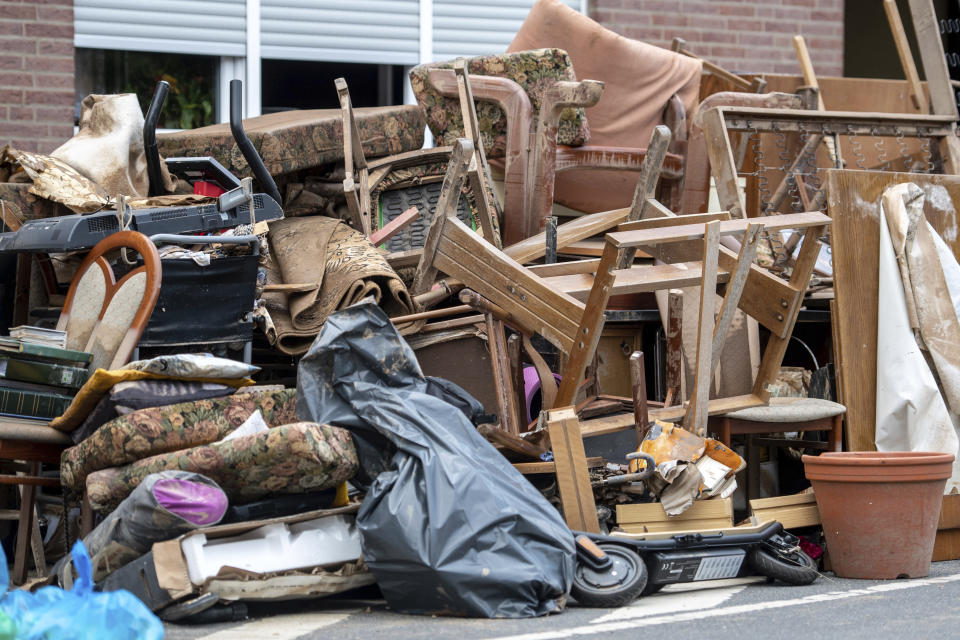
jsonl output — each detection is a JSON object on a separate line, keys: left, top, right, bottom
{"left": 1, "top": 0, "right": 960, "bottom": 622}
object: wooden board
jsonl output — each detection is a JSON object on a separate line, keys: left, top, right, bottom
{"left": 617, "top": 498, "right": 733, "bottom": 534}
{"left": 547, "top": 407, "right": 601, "bottom": 533}
{"left": 828, "top": 170, "right": 960, "bottom": 452}
{"left": 748, "top": 492, "right": 821, "bottom": 530}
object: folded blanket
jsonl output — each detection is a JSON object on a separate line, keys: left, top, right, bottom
{"left": 264, "top": 216, "right": 417, "bottom": 355}
{"left": 85, "top": 422, "right": 358, "bottom": 513}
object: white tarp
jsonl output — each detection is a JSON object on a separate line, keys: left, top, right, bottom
{"left": 876, "top": 183, "right": 960, "bottom": 494}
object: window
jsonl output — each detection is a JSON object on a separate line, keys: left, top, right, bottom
{"left": 74, "top": 49, "right": 218, "bottom": 129}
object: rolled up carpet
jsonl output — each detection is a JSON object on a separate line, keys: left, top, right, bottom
{"left": 263, "top": 216, "right": 418, "bottom": 355}
{"left": 85, "top": 422, "right": 358, "bottom": 513}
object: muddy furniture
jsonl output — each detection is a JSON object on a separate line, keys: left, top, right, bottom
{"left": 157, "top": 104, "right": 426, "bottom": 195}
{"left": 413, "top": 48, "right": 686, "bottom": 244}
{"left": 0, "top": 231, "right": 161, "bottom": 584}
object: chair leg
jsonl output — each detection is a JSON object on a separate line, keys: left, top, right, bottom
{"left": 746, "top": 435, "right": 760, "bottom": 503}
{"left": 830, "top": 414, "right": 843, "bottom": 452}
{"left": 13, "top": 463, "right": 39, "bottom": 585}
{"left": 719, "top": 416, "right": 732, "bottom": 448}
{"left": 29, "top": 503, "right": 45, "bottom": 577}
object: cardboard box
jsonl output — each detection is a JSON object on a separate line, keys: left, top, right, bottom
{"left": 101, "top": 504, "right": 374, "bottom": 611}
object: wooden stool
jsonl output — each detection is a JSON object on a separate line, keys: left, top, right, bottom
{"left": 710, "top": 397, "right": 845, "bottom": 500}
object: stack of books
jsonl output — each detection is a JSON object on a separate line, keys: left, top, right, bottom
{"left": 0, "top": 327, "right": 91, "bottom": 421}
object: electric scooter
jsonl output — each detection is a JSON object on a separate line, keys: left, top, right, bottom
{"left": 571, "top": 452, "right": 818, "bottom": 607}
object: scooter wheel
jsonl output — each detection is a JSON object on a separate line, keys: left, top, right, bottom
{"left": 748, "top": 546, "right": 818, "bottom": 586}
{"left": 572, "top": 544, "right": 647, "bottom": 607}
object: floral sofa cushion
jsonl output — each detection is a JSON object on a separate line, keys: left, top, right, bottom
{"left": 409, "top": 48, "right": 589, "bottom": 159}
{"left": 157, "top": 106, "right": 425, "bottom": 179}
{"left": 85, "top": 421, "right": 358, "bottom": 514}
{"left": 60, "top": 388, "right": 298, "bottom": 492}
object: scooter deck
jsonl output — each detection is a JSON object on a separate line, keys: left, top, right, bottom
{"left": 609, "top": 520, "right": 777, "bottom": 541}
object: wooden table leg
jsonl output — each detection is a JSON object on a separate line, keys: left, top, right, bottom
{"left": 830, "top": 414, "right": 844, "bottom": 452}
{"left": 630, "top": 351, "right": 650, "bottom": 444}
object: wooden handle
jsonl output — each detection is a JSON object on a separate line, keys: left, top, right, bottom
{"left": 884, "top": 0, "right": 929, "bottom": 112}
{"left": 792, "top": 35, "right": 825, "bottom": 111}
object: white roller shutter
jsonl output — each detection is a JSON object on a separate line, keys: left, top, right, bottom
{"left": 74, "top": 0, "right": 247, "bottom": 57}
{"left": 431, "top": 0, "right": 584, "bottom": 60}
{"left": 260, "top": 0, "right": 420, "bottom": 64}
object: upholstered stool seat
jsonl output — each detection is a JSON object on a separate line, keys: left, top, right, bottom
{"left": 724, "top": 397, "right": 846, "bottom": 423}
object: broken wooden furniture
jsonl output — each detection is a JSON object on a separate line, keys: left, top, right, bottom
{"left": 710, "top": 397, "right": 845, "bottom": 500}
{"left": 336, "top": 75, "right": 499, "bottom": 247}
{"left": 415, "top": 137, "right": 832, "bottom": 427}
{"left": 0, "top": 230, "right": 161, "bottom": 584}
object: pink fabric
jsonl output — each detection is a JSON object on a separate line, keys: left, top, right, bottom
{"left": 153, "top": 477, "right": 227, "bottom": 526}
{"left": 508, "top": 0, "right": 702, "bottom": 213}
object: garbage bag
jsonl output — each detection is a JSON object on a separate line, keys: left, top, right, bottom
{"left": 0, "top": 540, "right": 163, "bottom": 640}
{"left": 54, "top": 471, "right": 228, "bottom": 584}
{"left": 297, "top": 302, "right": 575, "bottom": 618}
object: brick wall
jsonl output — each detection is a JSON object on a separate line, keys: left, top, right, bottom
{"left": 0, "top": 0, "right": 73, "bottom": 153}
{"left": 590, "top": 0, "right": 844, "bottom": 77}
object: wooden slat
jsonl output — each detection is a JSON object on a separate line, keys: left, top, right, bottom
{"left": 907, "top": 0, "right": 959, "bottom": 119}
{"left": 527, "top": 259, "right": 600, "bottom": 278}
{"left": 433, "top": 217, "right": 584, "bottom": 353}
{"left": 513, "top": 456, "right": 604, "bottom": 475}
{"left": 684, "top": 221, "right": 720, "bottom": 436}
{"left": 606, "top": 211, "right": 831, "bottom": 249}
{"left": 547, "top": 407, "right": 601, "bottom": 533}
{"left": 701, "top": 107, "right": 746, "bottom": 218}
{"left": 504, "top": 207, "right": 628, "bottom": 265}
{"left": 709, "top": 224, "right": 761, "bottom": 370}
{"left": 617, "top": 497, "right": 733, "bottom": 525}
{"left": 884, "top": 0, "right": 928, "bottom": 113}
{"left": 618, "top": 211, "right": 731, "bottom": 233}
{"left": 543, "top": 261, "right": 732, "bottom": 301}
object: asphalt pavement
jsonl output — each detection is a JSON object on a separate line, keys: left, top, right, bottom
{"left": 164, "top": 559, "right": 960, "bottom": 640}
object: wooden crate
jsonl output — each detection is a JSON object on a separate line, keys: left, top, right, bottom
{"left": 616, "top": 498, "right": 733, "bottom": 534}
{"left": 933, "top": 495, "right": 960, "bottom": 562}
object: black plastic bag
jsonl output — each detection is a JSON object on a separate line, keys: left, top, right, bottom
{"left": 296, "top": 302, "right": 574, "bottom": 617}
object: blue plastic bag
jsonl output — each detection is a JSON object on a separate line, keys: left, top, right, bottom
{"left": 0, "top": 540, "right": 163, "bottom": 640}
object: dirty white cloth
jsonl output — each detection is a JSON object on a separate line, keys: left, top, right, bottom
{"left": 875, "top": 183, "right": 960, "bottom": 494}
{"left": 52, "top": 93, "right": 171, "bottom": 198}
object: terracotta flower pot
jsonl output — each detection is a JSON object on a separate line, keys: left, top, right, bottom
{"left": 802, "top": 451, "right": 954, "bottom": 579}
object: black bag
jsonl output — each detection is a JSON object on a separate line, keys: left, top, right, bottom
{"left": 296, "top": 302, "right": 574, "bottom": 617}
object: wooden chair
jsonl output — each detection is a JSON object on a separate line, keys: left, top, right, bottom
{"left": 0, "top": 230, "right": 161, "bottom": 583}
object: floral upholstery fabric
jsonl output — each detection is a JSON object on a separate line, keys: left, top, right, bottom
{"left": 408, "top": 48, "right": 589, "bottom": 159}
{"left": 85, "top": 421, "right": 358, "bottom": 513}
{"left": 60, "top": 388, "right": 297, "bottom": 492}
{"left": 157, "top": 106, "right": 426, "bottom": 179}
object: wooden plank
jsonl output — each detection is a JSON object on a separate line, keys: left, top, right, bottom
{"left": 513, "top": 456, "right": 604, "bottom": 475}
{"left": 555, "top": 242, "right": 619, "bottom": 407}
{"left": 665, "top": 290, "right": 683, "bottom": 406}
{"left": 547, "top": 407, "right": 601, "bottom": 533}
{"left": 617, "top": 498, "right": 733, "bottom": 525}
{"left": 607, "top": 211, "right": 831, "bottom": 249}
{"left": 749, "top": 504, "right": 821, "bottom": 530}
{"left": 527, "top": 259, "right": 600, "bottom": 277}
{"left": 576, "top": 393, "right": 767, "bottom": 437}
{"left": 749, "top": 492, "right": 817, "bottom": 510}
{"left": 617, "top": 211, "right": 730, "bottom": 233}
{"left": 369, "top": 206, "right": 420, "bottom": 246}
{"left": 907, "top": 0, "right": 959, "bottom": 119}
{"left": 477, "top": 423, "right": 545, "bottom": 460}
{"left": 709, "top": 224, "right": 761, "bottom": 370}
{"left": 412, "top": 139, "right": 473, "bottom": 295}
{"left": 700, "top": 107, "right": 745, "bottom": 218}
{"left": 884, "top": 0, "right": 928, "bottom": 113}
{"left": 504, "top": 207, "right": 628, "bottom": 265}
{"left": 617, "top": 125, "right": 671, "bottom": 269}
{"left": 684, "top": 220, "right": 720, "bottom": 436}
{"left": 485, "top": 316, "right": 521, "bottom": 437}
{"left": 433, "top": 217, "right": 585, "bottom": 353}
{"left": 630, "top": 351, "right": 649, "bottom": 443}
{"left": 938, "top": 494, "right": 960, "bottom": 530}
{"left": 933, "top": 528, "right": 960, "bottom": 561}
{"left": 543, "top": 261, "right": 732, "bottom": 301}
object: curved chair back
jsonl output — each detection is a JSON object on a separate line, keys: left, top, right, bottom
{"left": 56, "top": 231, "right": 161, "bottom": 371}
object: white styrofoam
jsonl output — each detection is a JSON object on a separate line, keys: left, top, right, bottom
{"left": 180, "top": 514, "right": 362, "bottom": 585}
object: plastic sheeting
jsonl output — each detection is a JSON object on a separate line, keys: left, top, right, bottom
{"left": 296, "top": 302, "right": 575, "bottom": 618}
{"left": 876, "top": 183, "right": 960, "bottom": 493}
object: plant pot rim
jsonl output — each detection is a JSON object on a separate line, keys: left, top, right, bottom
{"left": 802, "top": 451, "right": 955, "bottom": 467}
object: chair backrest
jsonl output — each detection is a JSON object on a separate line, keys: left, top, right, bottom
{"left": 409, "top": 48, "right": 590, "bottom": 158}
{"left": 56, "top": 231, "right": 161, "bottom": 372}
